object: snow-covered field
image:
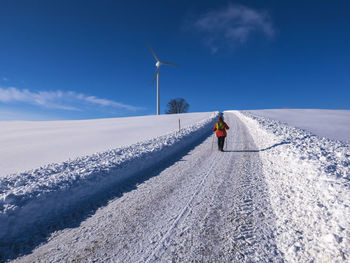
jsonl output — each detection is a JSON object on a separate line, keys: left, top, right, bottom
{"left": 1, "top": 109, "right": 349, "bottom": 262}
{"left": 0, "top": 112, "right": 214, "bottom": 176}
{"left": 249, "top": 109, "right": 350, "bottom": 143}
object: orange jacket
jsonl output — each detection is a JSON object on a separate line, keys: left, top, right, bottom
{"left": 213, "top": 120, "right": 229, "bottom": 137}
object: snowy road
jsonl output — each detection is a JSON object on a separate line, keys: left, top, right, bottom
{"left": 14, "top": 112, "right": 283, "bottom": 262}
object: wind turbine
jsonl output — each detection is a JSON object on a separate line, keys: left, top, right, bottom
{"left": 149, "top": 45, "right": 178, "bottom": 115}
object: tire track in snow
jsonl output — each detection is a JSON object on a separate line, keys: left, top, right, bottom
{"left": 143, "top": 149, "right": 222, "bottom": 263}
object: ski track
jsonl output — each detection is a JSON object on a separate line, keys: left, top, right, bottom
{"left": 13, "top": 112, "right": 282, "bottom": 263}
{"left": 143, "top": 147, "right": 221, "bottom": 263}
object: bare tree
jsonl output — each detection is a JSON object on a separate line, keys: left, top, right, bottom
{"left": 165, "top": 98, "right": 189, "bottom": 114}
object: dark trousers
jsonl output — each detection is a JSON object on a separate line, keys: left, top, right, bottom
{"left": 218, "top": 136, "right": 226, "bottom": 150}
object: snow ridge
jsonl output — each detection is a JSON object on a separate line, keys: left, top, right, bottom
{"left": 0, "top": 113, "right": 217, "bottom": 259}
{"left": 243, "top": 111, "right": 350, "bottom": 181}
{"left": 235, "top": 111, "right": 350, "bottom": 262}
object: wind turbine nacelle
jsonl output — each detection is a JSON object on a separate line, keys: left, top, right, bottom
{"left": 156, "top": 61, "right": 161, "bottom": 67}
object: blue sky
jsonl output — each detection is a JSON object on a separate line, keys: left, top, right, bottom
{"left": 0, "top": 0, "right": 349, "bottom": 120}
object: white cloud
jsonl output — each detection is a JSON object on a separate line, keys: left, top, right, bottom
{"left": 190, "top": 3, "right": 274, "bottom": 53}
{"left": 78, "top": 94, "right": 141, "bottom": 111}
{"left": 0, "top": 87, "right": 142, "bottom": 111}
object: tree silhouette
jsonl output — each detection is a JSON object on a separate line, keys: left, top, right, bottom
{"left": 165, "top": 98, "right": 189, "bottom": 114}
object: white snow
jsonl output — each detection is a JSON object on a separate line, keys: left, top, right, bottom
{"left": 1, "top": 109, "right": 349, "bottom": 262}
{"left": 0, "top": 112, "right": 218, "bottom": 261}
{"left": 249, "top": 109, "right": 350, "bottom": 143}
{"left": 9, "top": 112, "right": 282, "bottom": 262}
{"left": 0, "top": 112, "right": 214, "bottom": 176}
{"left": 235, "top": 110, "right": 350, "bottom": 262}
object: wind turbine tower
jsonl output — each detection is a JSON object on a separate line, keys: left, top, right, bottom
{"left": 149, "top": 45, "right": 178, "bottom": 115}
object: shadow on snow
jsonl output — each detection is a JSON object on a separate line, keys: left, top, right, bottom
{"left": 223, "top": 141, "right": 290, "bottom": 153}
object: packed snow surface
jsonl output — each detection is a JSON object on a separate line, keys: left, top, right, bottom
{"left": 1, "top": 110, "right": 349, "bottom": 262}
{"left": 0, "top": 112, "right": 213, "bottom": 176}
{"left": 249, "top": 109, "right": 350, "bottom": 143}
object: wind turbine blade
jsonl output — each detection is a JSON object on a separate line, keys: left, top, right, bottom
{"left": 152, "top": 68, "right": 159, "bottom": 83}
{"left": 162, "top": 61, "right": 179, "bottom": 66}
{"left": 148, "top": 44, "right": 159, "bottom": 62}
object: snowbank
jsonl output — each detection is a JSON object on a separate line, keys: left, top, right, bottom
{"left": 234, "top": 110, "right": 350, "bottom": 262}
{"left": 0, "top": 113, "right": 217, "bottom": 258}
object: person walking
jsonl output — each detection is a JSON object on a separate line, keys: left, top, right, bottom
{"left": 213, "top": 115, "right": 230, "bottom": 151}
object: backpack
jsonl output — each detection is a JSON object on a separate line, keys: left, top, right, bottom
{"left": 216, "top": 121, "right": 224, "bottom": 130}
